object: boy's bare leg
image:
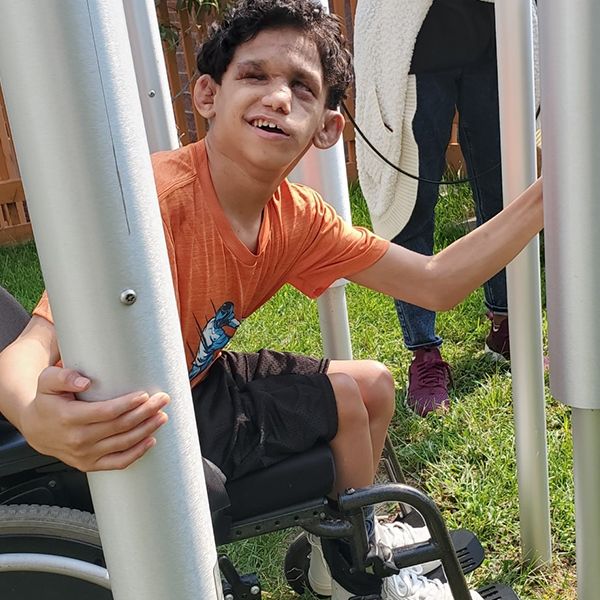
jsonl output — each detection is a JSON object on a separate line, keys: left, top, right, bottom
{"left": 327, "top": 361, "right": 395, "bottom": 493}
{"left": 328, "top": 360, "right": 395, "bottom": 475}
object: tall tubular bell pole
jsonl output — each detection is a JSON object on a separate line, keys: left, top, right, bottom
{"left": 0, "top": 2, "right": 223, "bottom": 599}
{"left": 494, "top": 0, "right": 551, "bottom": 566}
{"left": 538, "top": 2, "right": 600, "bottom": 597}
{"left": 289, "top": 0, "right": 354, "bottom": 361}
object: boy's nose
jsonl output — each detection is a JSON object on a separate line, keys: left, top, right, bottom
{"left": 262, "top": 84, "right": 292, "bottom": 114}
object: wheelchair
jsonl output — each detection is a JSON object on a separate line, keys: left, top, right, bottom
{"left": 0, "top": 285, "right": 520, "bottom": 599}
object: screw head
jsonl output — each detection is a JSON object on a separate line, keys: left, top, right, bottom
{"left": 250, "top": 585, "right": 260, "bottom": 595}
{"left": 120, "top": 289, "right": 137, "bottom": 305}
{"left": 148, "top": 89, "right": 156, "bottom": 97}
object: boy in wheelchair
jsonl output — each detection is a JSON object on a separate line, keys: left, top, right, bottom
{"left": 0, "top": 0, "right": 542, "bottom": 598}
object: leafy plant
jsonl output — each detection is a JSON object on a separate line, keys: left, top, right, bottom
{"left": 159, "top": 0, "right": 226, "bottom": 49}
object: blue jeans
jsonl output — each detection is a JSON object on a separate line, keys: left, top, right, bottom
{"left": 393, "top": 53, "right": 507, "bottom": 351}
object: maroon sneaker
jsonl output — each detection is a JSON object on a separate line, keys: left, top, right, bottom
{"left": 485, "top": 311, "right": 550, "bottom": 370}
{"left": 406, "top": 347, "right": 452, "bottom": 417}
{"left": 484, "top": 311, "right": 510, "bottom": 361}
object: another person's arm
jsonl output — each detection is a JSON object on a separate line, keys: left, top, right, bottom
{"left": 350, "top": 178, "right": 543, "bottom": 310}
{"left": 0, "top": 315, "right": 169, "bottom": 471}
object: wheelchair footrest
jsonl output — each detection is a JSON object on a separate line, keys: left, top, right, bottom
{"left": 477, "top": 583, "right": 520, "bottom": 600}
{"left": 450, "top": 529, "right": 485, "bottom": 575}
{"left": 421, "top": 528, "right": 485, "bottom": 580}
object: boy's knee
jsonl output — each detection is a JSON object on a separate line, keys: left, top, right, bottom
{"left": 362, "top": 361, "right": 396, "bottom": 418}
{"left": 328, "top": 372, "right": 369, "bottom": 428}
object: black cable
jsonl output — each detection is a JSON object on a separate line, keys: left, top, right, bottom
{"left": 341, "top": 101, "right": 541, "bottom": 187}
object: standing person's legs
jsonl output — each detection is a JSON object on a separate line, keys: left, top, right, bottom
{"left": 392, "top": 70, "right": 458, "bottom": 416}
{"left": 458, "top": 49, "right": 510, "bottom": 360}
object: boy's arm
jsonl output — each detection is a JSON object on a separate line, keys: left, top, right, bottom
{"left": 349, "top": 178, "right": 543, "bottom": 311}
{"left": 0, "top": 315, "right": 169, "bottom": 471}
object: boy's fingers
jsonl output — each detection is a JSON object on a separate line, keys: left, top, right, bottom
{"left": 38, "top": 366, "right": 91, "bottom": 395}
{"left": 93, "top": 411, "right": 169, "bottom": 458}
{"left": 90, "top": 437, "right": 157, "bottom": 472}
{"left": 77, "top": 391, "right": 151, "bottom": 424}
{"left": 85, "top": 392, "right": 169, "bottom": 438}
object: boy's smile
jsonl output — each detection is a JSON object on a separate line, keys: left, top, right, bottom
{"left": 195, "top": 27, "right": 343, "bottom": 178}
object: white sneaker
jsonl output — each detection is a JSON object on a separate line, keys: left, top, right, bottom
{"left": 306, "top": 532, "right": 334, "bottom": 596}
{"left": 307, "top": 520, "right": 440, "bottom": 597}
{"left": 375, "top": 520, "right": 440, "bottom": 574}
{"left": 331, "top": 565, "right": 426, "bottom": 600}
{"left": 382, "top": 568, "right": 483, "bottom": 599}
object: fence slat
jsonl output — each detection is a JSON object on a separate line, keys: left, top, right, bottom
{"left": 178, "top": 8, "right": 206, "bottom": 140}
{"left": 158, "top": 1, "right": 192, "bottom": 145}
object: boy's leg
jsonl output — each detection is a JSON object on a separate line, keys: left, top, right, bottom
{"left": 192, "top": 350, "right": 382, "bottom": 490}
{"left": 327, "top": 359, "right": 395, "bottom": 481}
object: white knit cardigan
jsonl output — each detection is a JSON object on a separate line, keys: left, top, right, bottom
{"left": 353, "top": 0, "right": 537, "bottom": 241}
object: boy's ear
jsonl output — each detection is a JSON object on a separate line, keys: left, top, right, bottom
{"left": 193, "top": 74, "right": 219, "bottom": 119}
{"left": 312, "top": 110, "right": 345, "bottom": 150}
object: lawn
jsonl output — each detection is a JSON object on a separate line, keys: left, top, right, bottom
{"left": 0, "top": 182, "right": 575, "bottom": 599}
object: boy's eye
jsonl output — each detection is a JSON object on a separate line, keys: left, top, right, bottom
{"left": 293, "top": 81, "right": 313, "bottom": 96}
{"left": 243, "top": 72, "right": 266, "bottom": 81}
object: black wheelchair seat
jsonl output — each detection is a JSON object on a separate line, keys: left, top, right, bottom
{"left": 0, "top": 416, "right": 335, "bottom": 545}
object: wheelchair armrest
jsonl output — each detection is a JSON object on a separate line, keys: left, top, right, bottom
{"left": 0, "top": 418, "right": 59, "bottom": 476}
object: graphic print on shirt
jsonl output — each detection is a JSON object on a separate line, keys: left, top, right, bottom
{"left": 189, "top": 301, "right": 241, "bottom": 380}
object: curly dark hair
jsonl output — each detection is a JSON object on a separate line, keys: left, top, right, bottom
{"left": 196, "top": 0, "right": 353, "bottom": 109}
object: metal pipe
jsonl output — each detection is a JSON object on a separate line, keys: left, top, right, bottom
{"left": 572, "top": 409, "right": 600, "bottom": 599}
{"left": 122, "top": 0, "right": 180, "bottom": 152}
{"left": 538, "top": 0, "right": 600, "bottom": 595}
{"left": 494, "top": 0, "right": 551, "bottom": 566}
{"left": 0, "top": 2, "right": 222, "bottom": 599}
{"left": 290, "top": 143, "right": 354, "bottom": 361}
{"left": 289, "top": 0, "right": 354, "bottom": 362}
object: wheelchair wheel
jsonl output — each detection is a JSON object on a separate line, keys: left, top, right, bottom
{"left": 284, "top": 532, "right": 311, "bottom": 595}
{"left": 0, "top": 504, "right": 111, "bottom": 600}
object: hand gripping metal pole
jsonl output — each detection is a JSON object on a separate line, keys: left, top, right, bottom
{"left": 538, "top": 2, "right": 600, "bottom": 597}
{"left": 494, "top": 0, "right": 552, "bottom": 567}
{"left": 0, "top": 2, "right": 223, "bottom": 599}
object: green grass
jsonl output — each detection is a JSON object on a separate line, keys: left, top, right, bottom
{"left": 0, "top": 182, "right": 574, "bottom": 599}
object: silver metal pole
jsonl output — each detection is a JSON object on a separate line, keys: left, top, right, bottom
{"left": 494, "top": 0, "right": 552, "bottom": 566}
{"left": 289, "top": 0, "right": 353, "bottom": 361}
{"left": 571, "top": 409, "right": 600, "bottom": 599}
{"left": 122, "top": 0, "right": 180, "bottom": 152}
{"left": 538, "top": 1, "right": 600, "bottom": 596}
{"left": 0, "top": 2, "right": 222, "bottom": 599}
{"left": 290, "top": 144, "right": 354, "bottom": 361}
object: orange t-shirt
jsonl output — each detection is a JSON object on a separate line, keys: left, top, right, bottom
{"left": 34, "top": 140, "right": 389, "bottom": 382}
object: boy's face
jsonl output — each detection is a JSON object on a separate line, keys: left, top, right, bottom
{"left": 194, "top": 27, "right": 344, "bottom": 177}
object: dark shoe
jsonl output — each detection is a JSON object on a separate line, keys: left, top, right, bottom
{"left": 484, "top": 311, "right": 510, "bottom": 361}
{"left": 406, "top": 347, "right": 452, "bottom": 417}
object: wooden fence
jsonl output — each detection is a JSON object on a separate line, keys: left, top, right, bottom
{"left": 0, "top": 87, "right": 30, "bottom": 246}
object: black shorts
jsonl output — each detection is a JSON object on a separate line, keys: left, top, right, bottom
{"left": 192, "top": 349, "right": 338, "bottom": 481}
